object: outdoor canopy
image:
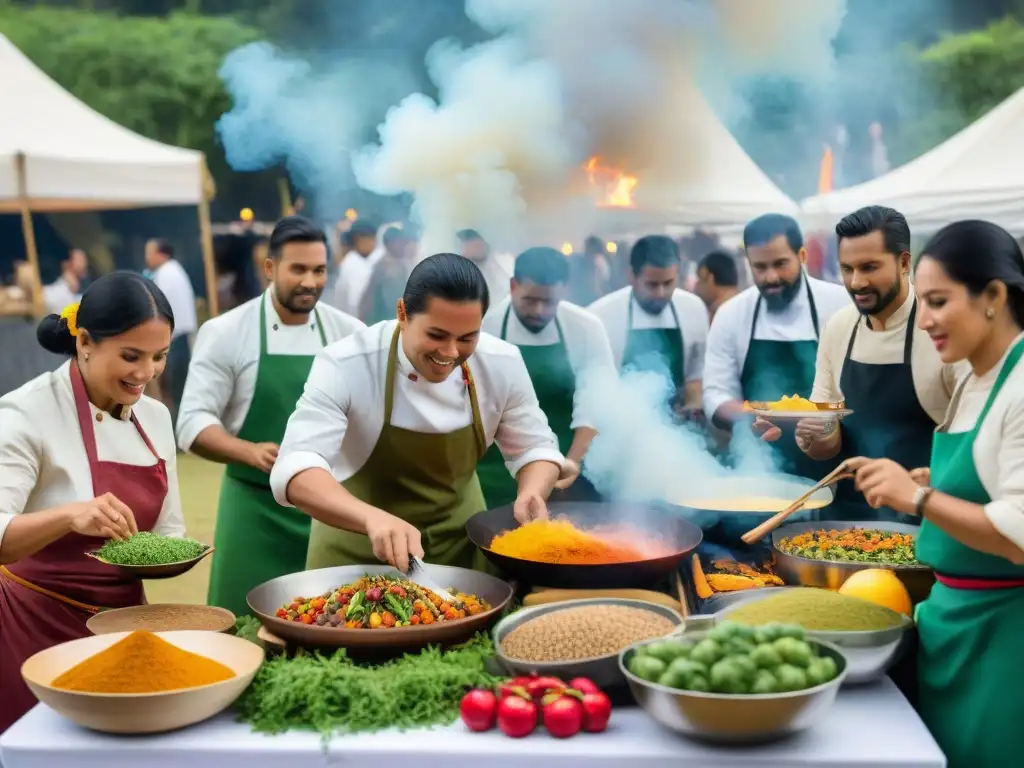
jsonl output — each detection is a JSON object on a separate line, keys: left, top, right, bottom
{"left": 0, "top": 33, "right": 208, "bottom": 213}
{"left": 800, "top": 87, "right": 1024, "bottom": 236}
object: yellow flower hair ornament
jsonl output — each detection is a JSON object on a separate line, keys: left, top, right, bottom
{"left": 60, "top": 302, "right": 80, "bottom": 337}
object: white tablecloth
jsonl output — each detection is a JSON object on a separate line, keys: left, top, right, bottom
{"left": 0, "top": 679, "right": 944, "bottom": 768}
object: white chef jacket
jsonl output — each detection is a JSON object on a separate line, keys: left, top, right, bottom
{"left": 151, "top": 259, "right": 198, "bottom": 338}
{"left": 331, "top": 250, "right": 379, "bottom": 317}
{"left": 175, "top": 291, "right": 365, "bottom": 452}
{"left": 0, "top": 363, "right": 185, "bottom": 548}
{"left": 810, "top": 290, "right": 965, "bottom": 423}
{"left": 939, "top": 332, "right": 1024, "bottom": 552}
{"left": 702, "top": 275, "right": 851, "bottom": 421}
{"left": 482, "top": 297, "right": 616, "bottom": 430}
{"left": 588, "top": 286, "right": 709, "bottom": 383}
{"left": 475, "top": 257, "right": 511, "bottom": 307}
{"left": 42, "top": 277, "right": 80, "bottom": 316}
{"left": 270, "top": 320, "right": 564, "bottom": 507}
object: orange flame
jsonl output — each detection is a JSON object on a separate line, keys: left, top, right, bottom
{"left": 584, "top": 156, "right": 638, "bottom": 208}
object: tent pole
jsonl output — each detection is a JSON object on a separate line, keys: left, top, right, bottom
{"left": 14, "top": 153, "right": 45, "bottom": 318}
{"left": 197, "top": 161, "right": 219, "bottom": 318}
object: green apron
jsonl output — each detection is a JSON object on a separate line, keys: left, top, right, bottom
{"left": 305, "top": 326, "right": 490, "bottom": 571}
{"left": 621, "top": 292, "right": 684, "bottom": 402}
{"left": 739, "top": 282, "right": 831, "bottom": 481}
{"left": 915, "top": 337, "right": 1024, "bottom": 768}
{"left": 207, "top": 299, "right": 327, "bottom": 616}
{"left": 478, "top": 308, "right": 576, "bottom": 509}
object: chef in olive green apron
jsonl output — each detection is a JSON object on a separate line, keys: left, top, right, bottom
{"left": 702, "top": 213, "right": 849, "bottom": 474}
{"left": 176, "top": 216, "right": 364, "bottom": 615}
{"left": 846, "top": 220, "right": 1024, "bottom": 768}
{"left": 589, "top": 235, "right": 708, "bottom": 413}
{"left": 269, "top": 252, "right": 578, "bottom": 574}
{"left": 478, "top": 247, "right": 616, "bottom": 508}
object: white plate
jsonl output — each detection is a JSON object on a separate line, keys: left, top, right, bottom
{"left": 752, "top": 408, "right": 853, "bottom": 420}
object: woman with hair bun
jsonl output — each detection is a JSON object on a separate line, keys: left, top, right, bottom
{"left": 0, "top": 270, "right": 185, "bottom": 733}
{"left": 845, "top": 220, "right": 1024, "bottom": 767}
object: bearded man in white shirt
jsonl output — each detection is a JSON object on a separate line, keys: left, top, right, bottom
{"left": 176, "top": 216, "right": 364, "bottom": 616}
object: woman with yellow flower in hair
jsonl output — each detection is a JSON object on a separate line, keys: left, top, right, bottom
{"left": 0, "top": 271, "right": 185, "bottom": 732}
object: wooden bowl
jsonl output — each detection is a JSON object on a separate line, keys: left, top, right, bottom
{"left": 87, "top": 604, "right": 236, "bottom": 635}
{"left": 21, "top": 630, "right": 262, "bottom": 734}
{"left": 85, "top": 546, "right": 215, "bottom": 580}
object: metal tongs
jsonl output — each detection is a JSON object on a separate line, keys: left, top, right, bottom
{"left": 740, "top": 461, "right": 853, "bottom": 545}
{"left": 405, "top": 556, "right": 458, "bottom": 604}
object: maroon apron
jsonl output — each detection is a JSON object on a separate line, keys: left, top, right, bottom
{"left": 0, "top": 362, "right": 167, "bottom": 732}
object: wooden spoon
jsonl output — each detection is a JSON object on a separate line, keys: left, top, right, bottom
{"left": 740, "top": 462, "right": 852, "bottom": 545}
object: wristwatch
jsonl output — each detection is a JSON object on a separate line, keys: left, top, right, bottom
{"left": 913, "top": 486, "right": 934, "bottom": 517}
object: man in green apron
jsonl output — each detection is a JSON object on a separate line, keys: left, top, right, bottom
{"left": 589, "top": 235, "right": 709, "bottom": 415}
{"left": 176, "top": 216, "right": 365, "bottom": 615}
{"left": 702, "top": 214, "right": 850, "bottom": 477}
{"left": 478, "top": 247, "right": 616, "bottom": 508}
{"left": 359, "top": 224, "right": 419, "bottom": 325}
{"left": 268, "top": 252, "right": 578, "bottom": 574}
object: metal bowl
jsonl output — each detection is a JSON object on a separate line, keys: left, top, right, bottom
{"left": 771, "top": 520, "right": 935, "bottom": 604}
{"left": 708, "top": 587, "right": 913, "bottom": 684}
{"left": 619, "top": 632, "right": 848, "bottom": 744}
{"left": 85, "top": 546, "right": 214, "bottom": 580}
{"left": 246, "top": 564, "right": 513, "bottom": 649}
{"left": 492, "top": 598, "right": 683, "bottom": 690}
{"left": 667, "top": 473, "right": 835, "bottom": 542}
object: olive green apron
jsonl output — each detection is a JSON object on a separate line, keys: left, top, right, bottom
{"left": 305, "top": 326, "right": 490, "bottom": 571}
{"left": 208, "top": 299, "right": 327, "bottom": 616}
{"left": 478, "top": 308, "right": 576, "bottom": 509}
{"left": 916, "top": 337, "right": 1024, "bottom": 768}
{"left": 739, "top": 284, "right": 832, "bottom": 482}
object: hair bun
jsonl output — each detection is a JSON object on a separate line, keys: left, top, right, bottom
{"left": 36, "top": 314, "right": 78, "bottom": 356}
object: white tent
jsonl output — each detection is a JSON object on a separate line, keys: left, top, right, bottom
{"left": 801, "top": 87, "right": 1024, "bottom": 235}
{"left": 595, "top": 84, "right": 798, "bottom": 239}
{"left": 0, "top": 33, "right": 207, "bottom": 212}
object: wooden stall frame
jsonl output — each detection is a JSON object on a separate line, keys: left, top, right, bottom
{"left": 15, "top": 152, "right": 45, "bottom": 318}
{"left": 14, "top": 153, "right": 220, "bottom": 320}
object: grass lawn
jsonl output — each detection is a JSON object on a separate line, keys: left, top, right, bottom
{"left": 144, "top": 453, "right": 223, "bottom": 605}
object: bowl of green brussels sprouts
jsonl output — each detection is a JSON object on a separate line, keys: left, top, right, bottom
{"left": 619, "top": 620, "right": 848, "bottom": 744}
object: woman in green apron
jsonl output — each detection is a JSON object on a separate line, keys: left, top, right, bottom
{"left": 176, "top": 216, "right": 364, "bottom": 616}
{"left": 478, "top": 247, "right": 611, "bottom": 508}
{"left": 846, "top": 220, "right": 1024, "bottom": 768}
{"left": 269, "top": 252, "right": 578, "bottom": 574}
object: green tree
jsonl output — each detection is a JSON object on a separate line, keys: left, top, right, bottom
{"left": 0, "top": 6, "right": 269, "bottom": 211}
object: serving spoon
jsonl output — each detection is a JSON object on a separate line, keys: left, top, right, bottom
{"left": 740, "top": 461, "right": 853, "bottom": 545}
{"left": 405, "top": 556, "right": 458, "bottom": 605}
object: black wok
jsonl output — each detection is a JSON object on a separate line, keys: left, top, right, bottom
{"left": 465, "top": 501, "right": 702, "bottom": 589}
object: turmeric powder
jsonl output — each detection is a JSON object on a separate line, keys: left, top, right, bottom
{"left": 51, "top": 631, "right": 235, "bottom": 693}
{"left": 488, "top": 519, "right": 667, "bottom": 565}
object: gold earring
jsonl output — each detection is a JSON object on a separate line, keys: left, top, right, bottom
{"left": 986, "top": 308, "right": 996, "bottom": 319}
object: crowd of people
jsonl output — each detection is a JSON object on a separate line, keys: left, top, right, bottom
{"left": 1, "top": 205, "right": 1023, "bottom": 767}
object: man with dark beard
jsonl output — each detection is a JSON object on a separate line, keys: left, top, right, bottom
{"left": 703, "top": 214, "right": 849, "bottom": 475}
{"left": 792, "top": 206, "right": 963, "bottom": 521}
{"left": 478, "top": 247, "right": 615, "bottom": 507}
{"left": 176, "top": 216, "right": 365, "bottom": 615}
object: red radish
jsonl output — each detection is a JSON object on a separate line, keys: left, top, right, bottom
{"left": 526, "top": 676, "right": 567, "bottom": 701}
{"left": 497, "top": 694, "right": 538, "bottom": 738}
{"left": 541, "top": 693, "right": 584, "bottom": 738}
{"left": 580, "top": 691, "right": 612, "bottom": 733}
{"left": 459, "top": 689, "right": 498, "bottom": 732}
{"left": 568, "top": 677, "right": 601, "bottom": 695}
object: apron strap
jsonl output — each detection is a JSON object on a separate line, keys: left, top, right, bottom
{"left": 501, "top": 306, "right": 568, "bottom": 347}
{"left": 258, "top": 294, "right": 269, "bottom": 356}
{"left": 0, "top": 565, "right": 104, "bottom": 614}
{"left": 976, "top": 336, "right": 1024, "bottom": 427}
{"left": 807, "top": 278, "right": 820, "bottom": 338}
{"left": 313, "top": 307, "right": 328, "bottom": 347}
{"left": 903, "top": 299, "right": 917, "bottom": 365}
{"left": 385, "top": 326, "right": 487, "bottom": 457}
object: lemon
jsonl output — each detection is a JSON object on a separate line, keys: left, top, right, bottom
{"left": 838, "top": 569, "right": 913, "bottom": 616}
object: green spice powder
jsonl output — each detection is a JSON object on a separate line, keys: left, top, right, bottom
{"left": 95, "top": 532, "right": 206, "bottom": 565}
{"left": 726, "top": 588, "right": 904, "bottom": 631}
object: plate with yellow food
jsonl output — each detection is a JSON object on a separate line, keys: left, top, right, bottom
{"left": 744, "top": 394, "right": 852, "bottom": 421}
